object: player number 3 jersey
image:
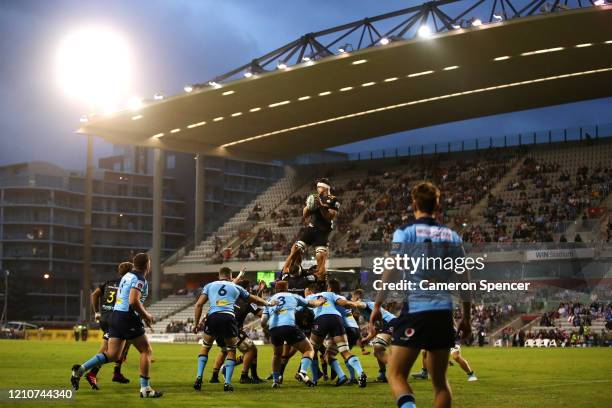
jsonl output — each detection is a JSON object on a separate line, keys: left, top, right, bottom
{"left": 99, "top": 279, "right": 120, "bottom": 315}
{"left": 263, "top": 292, "right": 308, "bottom": 329}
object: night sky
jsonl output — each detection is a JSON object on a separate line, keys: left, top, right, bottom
{"left": 0, "top": 0, "right": 610, "bottom": 169}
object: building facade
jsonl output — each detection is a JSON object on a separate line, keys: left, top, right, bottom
{"left": 0, "top": 148, "right": 283, "bottom": 322}
{"left": 100, "top": 146, "right": 285, "bottom": 241}
{"left": 0, "top": 161, "right": 186, "bottom": 322}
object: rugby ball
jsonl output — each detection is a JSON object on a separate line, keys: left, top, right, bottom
{"left": 305, "top": 193, "right": 318, "bottom": 211}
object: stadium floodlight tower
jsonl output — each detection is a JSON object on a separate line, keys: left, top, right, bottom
{"left": 54, "top": 26, "right": 158, "bottom": 318}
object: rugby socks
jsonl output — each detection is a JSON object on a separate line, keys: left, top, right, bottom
{"left": 346, "top": 355, "right": 364, "bottom": 376}
{"left": 311, "top": 358, "right": 320, "bottom": 383}
{"left": 89, "top": 367, "right": 100, "bottom": 376}
{"left": 321, "top": 359, "right": 328, "bottom": 377}
{"left": 114, "top": 363, "right": 122, "bottom": 374}
{"left": 224, "top": 358, "right": 236, "bottom": 385}
{"left": 139, "top": 375, "right": 150, "bottom": 389}
{"left": 196, "top": 354, "right": 208, "bottom": 379}
{"left": 272, "top": 372, "right": 281, "bottom": 383}
{"left": 299, "top": 357, "right": 312, "bottom": 375}
{"left": 81, "top": 353, "right": 109, "bottom": 373}
{"left": 330, "top": 359, "right": 346, "bottom": 380}
{"left": 319, "top": 346, "right": 327, "bottom": 377}
{"left": 345, "top": 361, "right": 355, "bottom": 381}
{"left": 279, "top": 357, "right": 288, "bottom": 376}
{"left": 397, "top": 394, "right": 416, "bottom": 408}
{"left": 250, "top": 360, "right": 260, "bottom": 380}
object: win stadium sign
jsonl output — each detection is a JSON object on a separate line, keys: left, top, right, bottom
{"left": 525, "top": 247, "right": 596, "bottom": 262}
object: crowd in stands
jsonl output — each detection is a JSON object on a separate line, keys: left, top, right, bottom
{"left": 165, "top": 319, "right": 195, "bottom": 334}
{"left": 470, "top": 158, "right": 611, "bottom": 244}
{"left": 202, "top": 141, "right": 611, "bottom": 263}
{"left": 246, "top": 203, "right": 264, "bottom": 221}
{"left": 357, "top": 154, "right": 513, "bottom": 247}
{"left": 499, "top": 326, "right": 609, "bottom": 347}
{"left": 523, "top": 327, "right": 608, "bottom": 347}
{"left": 452, "top": 303, "right": 516, "bottom": 347}
{"left": 498, "top": 298, "right": 612, "bottom": 347}
{"left": 539, "top": 301, "right": 611, "bottom": 326}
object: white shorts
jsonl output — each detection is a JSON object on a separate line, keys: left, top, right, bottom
{"left": 450, "top": 344, "right": 461, "bottom": 355}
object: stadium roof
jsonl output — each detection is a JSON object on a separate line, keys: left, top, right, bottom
{"left": 77, "top": 5, "right": 612, "bottom": 161}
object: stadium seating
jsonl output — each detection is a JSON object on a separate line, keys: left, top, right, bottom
{"left": 172, "top": 138, "right": 611, "bottom": 264}
{"left": 473, "top": 140, "right": 612, "bottom": 243}
{"left": 179, "top": 173, "right": 305, "bottom": 263}
{"left": 145, "top": 294, "right": 197, "bottom": 331}
{"left": 149, "top": 303, "right": 210, "bottom": 334}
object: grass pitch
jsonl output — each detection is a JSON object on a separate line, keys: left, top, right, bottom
{"left": 0, "top": 340, "right": 610, "bottom": 407}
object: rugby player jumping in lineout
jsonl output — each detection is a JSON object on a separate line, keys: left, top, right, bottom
{"left": 282, "top": 178, "right": 340, "bottom": 280}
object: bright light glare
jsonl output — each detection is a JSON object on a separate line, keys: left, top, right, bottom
{"left": 127, "top": 96, "right": 143, "bottom": 111}
{"left": 418, "top": 26, "right": 432, "bottom": 38}
{"left": 55, "top": 27, "right": 132, "bottom": 110}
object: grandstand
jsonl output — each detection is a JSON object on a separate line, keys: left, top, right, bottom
{"left": 145, "top": 294, "right": 195, "bottom": 325}
{"left": 180, "top": 173, "right": 306, "bottom": 263}
{"left": 167, "top": 134, "right": 611, "bottom": 271}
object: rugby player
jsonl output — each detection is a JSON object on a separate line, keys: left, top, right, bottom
{"left": 261, "top": 280, "right": 325, "bottom": 388}
{"left": 369, "top": 182, "right": 472, "bottom": 408}
{"left": 352, "top": 289, "right": 397, "bottom": 383}
{"left": 412, "top": 336, "right": 477, "bottom": 382}
{"left": 192, "top": 267, "right": 275, "bottom": 392}
{"left": 332, "top": 289, "right": 363, "bottom": 385}
{"left": 84, "top": 261, "right": 133, "bottom": 389}
{"left": 281, "top": 178, "right": 340, "bottom": 279}
{"left": 271, "top": 264, "right": 328, "bottom": 383}
{"left": 210, "top": 279, "right": 265, "bottom": 384}
{"left": 71, "top": 253, "right": 162, "bottom": 398}
{"left": 305, "top": 279, "right": 368, "bottom": 388}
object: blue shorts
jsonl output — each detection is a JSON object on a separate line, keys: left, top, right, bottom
{"left": 204, "top": 312, "right": 239, "bottom": 340}
{"left": 312, "top": 315, "right": 345, "bottom": 338}
{"left": 345, "top": 327, "right": 360, "bottom": 349}
{"left": 269, "top": 325, "right": 306, "bottom": 347}
{"left": 392, "top": 310, "right": 455, "bottom": 351}
{"left": 109, "top": 311, "right": 145, "bottom": 340}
